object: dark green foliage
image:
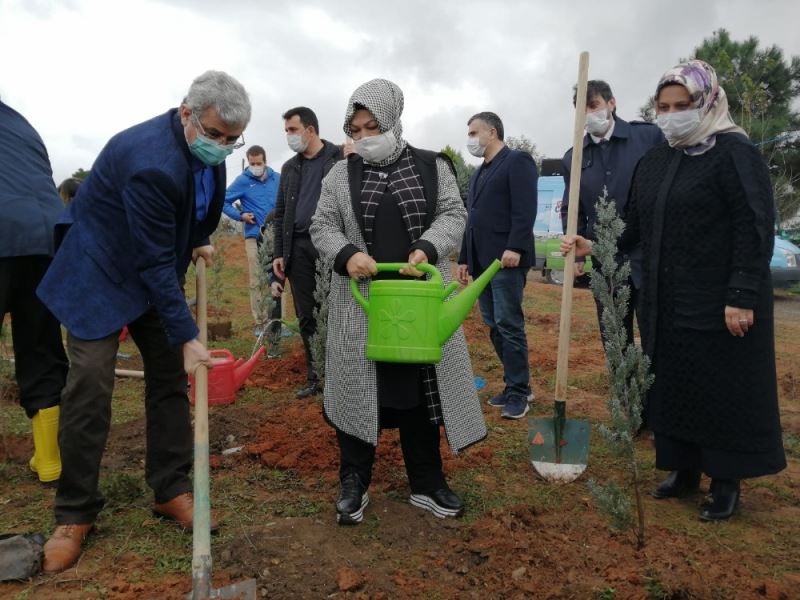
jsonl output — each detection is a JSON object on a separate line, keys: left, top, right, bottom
{"left": 309, "top": 257, "right": 332, "bottom": 382}
{"left": 440, "top": 145, "right": 476, "bottom": 200}
{"left": 255, "top": 226, "right": 280, "bottom": 352}
{"left": 71, "top": 167, "right": 90, "bottom": 181}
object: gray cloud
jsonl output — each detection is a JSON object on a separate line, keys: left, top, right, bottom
{"left": 5, "top": 0, "right": 800, "bottom": 181}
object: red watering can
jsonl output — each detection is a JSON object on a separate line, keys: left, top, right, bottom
{"left": 189, "top": 346, "right": 265, "bottom": 406}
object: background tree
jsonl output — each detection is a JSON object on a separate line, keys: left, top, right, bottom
{"left": 505, "top": 134, "right": 543, "bottom": 168}
{"left": 440, "top": 145, "right": 475, "bottom": 201}
{"left": 71, "top": 167, "right": 90, "bottom": 181}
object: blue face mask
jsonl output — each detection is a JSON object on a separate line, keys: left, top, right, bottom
{"left": 189, "top": 134, "right": 233, "bottom": 166}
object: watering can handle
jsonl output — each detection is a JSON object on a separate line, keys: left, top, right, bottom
{"left": 350, "top": 262, "right": 441, "bottom": 311}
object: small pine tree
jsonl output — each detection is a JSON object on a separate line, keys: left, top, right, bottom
{"left": 588, "top": 194, "right": 654, "bottom": 549}
{"left": 254, "top": 226, "right": 280, "bottom": 352}
{"left": 308, "top": 256, "right": 332, "bottom": 383}
{"left": 208, "top": 235, "right": 226, "bottom": 316}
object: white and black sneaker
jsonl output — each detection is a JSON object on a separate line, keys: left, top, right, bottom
{"left": 336, "top": 473, "right": 369, "bottom": 525}
{"left": 410, "top": 486, "right": 464, "bottom": 519}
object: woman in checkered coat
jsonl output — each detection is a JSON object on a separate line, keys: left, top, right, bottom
{"left": 310, "top": 78, "right": 487, "bottom": 525}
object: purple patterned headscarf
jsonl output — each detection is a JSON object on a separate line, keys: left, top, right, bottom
{"left": 656, "top": 59, "right": 747, "bottom": 155}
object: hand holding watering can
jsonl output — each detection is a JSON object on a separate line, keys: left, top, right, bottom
{"left": 346, "top": 249, "right": 429, "bottom": 281}
{"left": 350, "top": 255, "right": 502, "bottom": 364}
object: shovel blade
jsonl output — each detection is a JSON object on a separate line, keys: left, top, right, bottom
{"left": 187, "top": 578, "right": 257, "bottom": 600}
{"left": 528, "top": 416, "right": 591, "bottom": 483}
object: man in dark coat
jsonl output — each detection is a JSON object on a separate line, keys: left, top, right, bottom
{"left": 272, "top": 107, "right": 344, "bottom": 398}
{"left": 36, "top": 70, "right": 251, "bottom": 573}
{"left": 561, "top": 80, "right": 664, "bottom": 349}
{"left": 0, "top": 100, "right": 68, "bottom": 485}
{"left": 457, "top": 111, "right": 538, "bottom": 420}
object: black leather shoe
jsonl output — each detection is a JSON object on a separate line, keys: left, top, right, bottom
{"left": 296, "top": 382, "right": 322, "bottom": 399}
{"left": 699, "top": 479, "right": 740, "bottom": 521}
{"left": 336, "top": 473, "right": 369, "bottom": 525}
{"left": 651, "top": 470, "right": 702, "bottom": 499}
{"left": 410, "top": 486, "right": 464, "bottom": 518}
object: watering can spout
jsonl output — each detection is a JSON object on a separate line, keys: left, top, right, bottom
{"left": 233, "top": 345, "right": 265, "bottom": 389}
{"left": 438, "top": 259, "right": 502, "bottom": 345}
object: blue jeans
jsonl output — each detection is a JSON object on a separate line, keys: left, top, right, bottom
{"left": 477, "top": 266, "right": 531, "bottom": 398}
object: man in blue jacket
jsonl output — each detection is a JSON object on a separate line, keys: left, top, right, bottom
{"left": 0, "top": 100, "right": 68, "bottom": 485}
{"left": 560, "top": 80, "right": 664, "bottom": 349}
{"left": 36, "top": 71, "right": 251, "bottom": 573}
{"left": 223, "top": 144, "right": 280, "bottom": 335}
{"left": 457, "top": 112, "right": 538, "bottom": 420}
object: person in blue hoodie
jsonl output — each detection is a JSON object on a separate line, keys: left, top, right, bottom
{"left": 223, "top": 145, "right": 280, "bottom": 335}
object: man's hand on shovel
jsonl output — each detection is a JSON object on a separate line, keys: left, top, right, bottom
{"left": 192, "top": 244, "right": 215, "bottom": 267}
{"left": 183, "top": 338, "right": 212, "bottom": 375}
{"left": 560, "top": 234, "right": 593, "bottom": 258}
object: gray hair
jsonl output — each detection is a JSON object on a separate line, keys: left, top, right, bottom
{"left": 184, "top": 70, "right": 251, "bottom": 128}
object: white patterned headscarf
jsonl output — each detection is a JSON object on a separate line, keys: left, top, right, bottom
{"left": 656, "top": 59, "right": 747, "bottom": 156}
{"left": 343, "top": 78, "right": 408, "bottom": 166}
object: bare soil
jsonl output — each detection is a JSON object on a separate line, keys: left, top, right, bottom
{"left": 1, "top": 237, "right": 798, "bottom": 599}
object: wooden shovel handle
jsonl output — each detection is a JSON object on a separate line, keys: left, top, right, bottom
{"left": 196, "top": 257, "right": 208, "bottom": 346}
{"left": 191, "top": 256, "right": 212, "bottom": 580}
{"left": 555, "top": 52, "right": 590, "bottom": 402}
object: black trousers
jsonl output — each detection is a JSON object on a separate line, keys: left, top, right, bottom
{"left": 0, "top": 256, "right": 67, "bottom": 417}
{"left": 285, "top": 234, "right": 320, "bottom": 383}
{"left": 55, "top": 309, "right": 192, "bottom": 524}
{"left": 336, "top": 404, "right": 446, "bottom": 494}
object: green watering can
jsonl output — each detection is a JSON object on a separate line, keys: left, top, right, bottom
{"left": 350, "top": 259, "right": 502, "bottom": 364}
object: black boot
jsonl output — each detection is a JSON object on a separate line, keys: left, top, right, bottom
{"left": 699, "top": 479, "right": 740, "bottom": 521}
{"left": 410, "top": 485, "right": 465, "bottom": 519}
{"left": 651, "top": 470, "right": 702, "bottom": 499}
{"left": 336, "top": 473, "right": 369, "bottom": 525}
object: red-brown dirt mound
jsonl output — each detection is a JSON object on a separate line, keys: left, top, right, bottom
{"left": 245, "top": 398, "right": 496, "bottom": 490}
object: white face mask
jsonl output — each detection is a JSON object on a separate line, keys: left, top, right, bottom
{"left": 354, "top": 130, "right": 397, "bottom": 163}
{"left": 287, "top": 132, "right": 308, "bottom": 153}
{"left": 466, "top": 136, "right": 486, "bottom": 158}
{"left": 656, "top": 109, "right": 703, "bottom": 145}
{"left": 249, "top": 164, "right": 266, "bottom": 177}
{"left": 585, "top": 109, "right": 611, "bottom": 136}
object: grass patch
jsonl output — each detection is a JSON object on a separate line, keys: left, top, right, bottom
{"left": 100, "top": 471, "right": 146, "bottom": 512}
{"left": 783, "top": 432, "right": 800, "bottom": 458}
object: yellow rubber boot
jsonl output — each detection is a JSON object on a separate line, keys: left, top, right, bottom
{"left": 29, "top": 412, "right": 39, "bottom": 473}
{"left": 30, "top": 406, "right": 61, "bottom": 483}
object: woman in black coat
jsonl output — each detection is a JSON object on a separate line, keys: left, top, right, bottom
{"left": 563, "top": 60, "right": 785, "bottom": 521}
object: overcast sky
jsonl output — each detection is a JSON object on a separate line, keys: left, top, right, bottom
{"left": 2, "top": 0, "right": 799, "bottom": 185}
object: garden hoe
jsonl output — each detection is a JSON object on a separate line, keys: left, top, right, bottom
{"left": 528, "top": 51, "right": 591, "bottom": 483}
{"left": 189, "top": 257, "right": 256, "bottom": 600}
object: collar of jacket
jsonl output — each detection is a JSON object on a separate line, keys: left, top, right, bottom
{"left": 169, "top": 108, "right": 194, "bottom": 166}
{"left": 289, "top": 139, "right": 341, "bottom": 170}
{"left": 582, "top": 116, "right": 631, "bottom": 148}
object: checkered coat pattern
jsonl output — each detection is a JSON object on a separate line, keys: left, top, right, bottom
{"left": 310, "top": 157, "right": 487, "bottom": 452}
